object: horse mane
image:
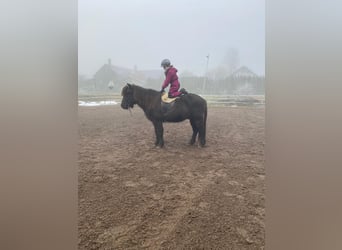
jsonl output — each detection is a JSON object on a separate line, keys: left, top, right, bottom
{"left": 131, "top": 84, "right": 160, "bottom": 111}
{"left": 132, "top": 84, "right": 158, "bottom": 95}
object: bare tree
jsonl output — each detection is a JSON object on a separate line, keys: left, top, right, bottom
{"left": 222, "top": 48, "right": 240, "bottom": 75}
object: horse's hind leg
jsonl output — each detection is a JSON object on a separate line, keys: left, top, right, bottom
{"left": 189, "top": 119, "right": 198, "bottom": 145}
{"left": 195, "top": 119, "right": 206, "bottom": 147}
{"left": 199, "top": 129, "right": 206, "bottom": 147}
{"left": 198, "top": 106, "right": 207, "bottom": 147}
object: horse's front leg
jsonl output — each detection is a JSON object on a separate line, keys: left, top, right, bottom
{"left": 153, "top": 120, "right": 164, "bottom": 147}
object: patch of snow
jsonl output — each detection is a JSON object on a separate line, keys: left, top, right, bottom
{"left": 78, "top": 100, "right": 118, "bottom": 106}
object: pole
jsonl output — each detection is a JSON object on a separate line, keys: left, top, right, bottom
{"left": 203, "top": 54, "right": 210, "bottom": 94}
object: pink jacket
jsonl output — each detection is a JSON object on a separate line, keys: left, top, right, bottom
{"left": 162, "top": 66, "right": 180, "bottom": 94}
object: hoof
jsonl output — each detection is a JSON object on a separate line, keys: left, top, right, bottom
{"left": 189, "top": 137, "right": 197, "bottom": 145}
{"left": 155, "top": 142, "right": 164, "bottom": 148}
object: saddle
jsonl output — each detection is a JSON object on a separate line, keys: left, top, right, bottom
{"left": 160, "top": 89, "right": 188, "bottom": 114}
{"left": 160, "top": 92, "right": 179, "bottom": 114}
{"left": 161, "top": 92, "right": 178, "bottom": 103}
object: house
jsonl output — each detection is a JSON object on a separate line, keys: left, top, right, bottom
{"left": 93, "top": 59, "right": 125, "bottom": 91}
{"left": 230, "top": 66, "right": 264, "bottom": 95}
{"left": 231, "top": 66, "right": 258, "bottom": 78}
{"left": 93, "top": 59, "right": 163, "bottom": 91}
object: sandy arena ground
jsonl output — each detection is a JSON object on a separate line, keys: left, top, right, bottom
{"left": 78, "top": 105, "right": 265, "bottom": 249}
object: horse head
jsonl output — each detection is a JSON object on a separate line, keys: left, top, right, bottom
{"left": 121, "top": 83, "right": 136, "bottom": 109}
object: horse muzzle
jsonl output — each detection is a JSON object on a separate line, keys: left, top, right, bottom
{"left": 121, "top": 102, "right": 129, "bottom": 109}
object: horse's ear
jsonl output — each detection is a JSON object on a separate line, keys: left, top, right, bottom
{"left": 126, "top": 83, "right": 132, "bottom": 88}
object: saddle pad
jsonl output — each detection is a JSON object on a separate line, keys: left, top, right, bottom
{"left": 161, "top": 92, "right": 177, "bottom": 103}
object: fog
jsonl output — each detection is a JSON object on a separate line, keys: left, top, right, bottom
{"left": 79, "top": 0, "right": 265, "bottom": 78}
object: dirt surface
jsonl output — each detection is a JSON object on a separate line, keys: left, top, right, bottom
{"left": 78, "top": 105, "right": 265, "bottom": 249}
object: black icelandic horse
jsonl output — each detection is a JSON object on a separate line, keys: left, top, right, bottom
{"left": 121, "top": 83, "right": 207, "bottom": 147}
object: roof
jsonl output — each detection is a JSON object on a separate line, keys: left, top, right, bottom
{"left": 95, "top": 62, "right": 162, "bottom": 80}
{"left": 110, "top": 65, "right": 131, "bottom": 76}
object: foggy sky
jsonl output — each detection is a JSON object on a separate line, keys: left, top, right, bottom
{"left": 79, "top": 0, "right": 265, "bottom": 77}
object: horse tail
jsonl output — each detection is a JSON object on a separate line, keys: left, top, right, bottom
{"left": 203, "top": 101, "right": 207, "bottom": 138}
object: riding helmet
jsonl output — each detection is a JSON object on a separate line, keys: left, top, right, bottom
{"left": 161, "top": 59, "right": 171, "bottom": 67}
